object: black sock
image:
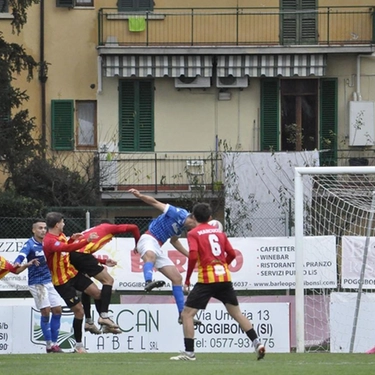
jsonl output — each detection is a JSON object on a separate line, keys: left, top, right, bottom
{"left": 184, "top": 338, "right": 194, "bottom": 353}
{"left": 100, "top": 284, "right": 113, "bottom": 313}
{"left": 94, "top": 298, "right": 101, "bottom": 315}
{"left": 73, "top": 318, "right": 83, "bottom": 343}
{"left": 246, "top": 328, "right": 258, "bottom": 342}
{"left": 81, "top": 292, "right": 91, "bottom": 319}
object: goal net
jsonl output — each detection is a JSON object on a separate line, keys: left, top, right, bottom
{"left": 295, "top": 166, "right": 375, "bottom": 353}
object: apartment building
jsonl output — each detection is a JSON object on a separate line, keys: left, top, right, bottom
{"left": 1, "top": 0, "right": 374, "bottom": 207}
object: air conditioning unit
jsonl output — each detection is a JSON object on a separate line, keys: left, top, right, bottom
{"left": 56, "top": 0, "right": 74, "bottom": 7}
{"left": 174, "top": 76, "right": 211, "bottom": 89}
{"left": 216, "top": 76, "right": 248, "bottom": 88}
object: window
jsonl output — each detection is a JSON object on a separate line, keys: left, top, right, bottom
{"left": 75, "top": 0, "right": 93, "bottom": 6}
{"left": 51, "top": 99, "right": 97, "bottom": 151}
{"left": 281, "top": 0, "right": 317, "bottom": 44}
{"left": 56, "top": 0, "right": 93, "bottom": 8}
{"left": 260, "top": 78, "right": 337, "bottom": 165}
{"left": 119, "top": 80, "right": 154, "bottom": 152}
{"left": 281, "top": 79, "right": 318, "bottom": 151}
{"left": 118, "top": 0, "right": 154, "bottom": 12}
{"left": 56, "top": 0, "right": 74, "bottom": 7}
{"left": 0, "top": 0, "right": 8, "bottom": 13}
{"left": 76, "top": 100, "right": 96, "bottom": 148}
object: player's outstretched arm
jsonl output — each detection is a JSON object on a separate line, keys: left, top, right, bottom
{"left": 170, "top": 236, "right": 189, "bottom": 257}
{"left": 13, "top": 259, "right": 40, "bottom": 274}
{"left": 128, "top": 188, "right": 166, "bottom": 212}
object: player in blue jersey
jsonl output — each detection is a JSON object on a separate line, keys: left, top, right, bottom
{"left": 13, "top": 219, "right": 63, "bottom": 353}
{"left": 129, "top": 188, "right": 201, "bottom": 325}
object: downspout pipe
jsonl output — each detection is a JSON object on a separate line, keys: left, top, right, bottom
{"left": 355, "top": 53, "right": 375, "bottom": 102}
{"left": 39, "top": 0, "right": 47, "bottom": 158}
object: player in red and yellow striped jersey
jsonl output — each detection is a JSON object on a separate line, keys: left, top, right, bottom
{"left": 70, "top": 222, "right": 140, "bottom": 334}
{"left": 170, "top": 203, "right": 265, "bottom": 362}
{"left": 0, "top": 256, "right": 39, "bottom": 280}
{"left": 43, "top": 212, "right": 102, "bottom": 353}
{"left": 78, "top": 222, "right": 140, "bottom": 254}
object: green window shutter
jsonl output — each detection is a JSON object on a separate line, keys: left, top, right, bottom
{"left": 0, "top": 0, "right": 8, "bottom": 12}
{"left": 138, "top": 81, "right": 154, "bottom": 151}
{"left": 260, "top": 79, "right": 279, "bottom": 151}
{"left": 119, "top": 80, "right": 154, "bottom": 152}
{"left": 118, "top": 0, "right": 153, "bottom": 11}
{"left": 119, "top": 81, "right": 136, "bottom": 151}
{"left": 138, "top": 0, "right": 153, "bottom": 11}
{"left": 281, "top": 0, "right": 317, "bottom": 44}
{"left": 320, "top": 79, "right": 337, "bottom": 166}
{"left": 51, "top": 100, "right": 74, "bottom": 150}
{"left": 281, "top": 0, "right": 298, "bottom": 44}
{"left": 300, "top": 0, "right": 317, "bottom": 43}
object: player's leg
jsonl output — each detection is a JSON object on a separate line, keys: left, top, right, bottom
{"left": 93, "top": 268, "right": 120, "bottom": 332}
{"left": 170, "top": 283, "right": 210, "bottom": 361}
{"left": 29, "top": 284, "right": 53, "bottom": 353}
{"left": 93, "top": 268, "right": 114, "bottom": 315}
{"left": 81, "top": 291, "right": 102, "bottom": 334}
{"left": 158, "top": 263, "right": 185, "bottom": 317}
{"left": 70, "top": 253, "right": 115, "bottom": 329}
{"left": 82, "top": 276, "right": 119, "bottom": 331}
{"left": 137, "top": 235, "right": 165, "bottom": 291}
{"left": 226, "top": 302, "right": 265, "bottom": 360}
{"left": 69, "top": 302, "right": 86, "bottom": 353}
{"left": 54, "top": 275, "right": 91, "bottom": 353}
{"left": 47, "top": 282, "right": 63, "bottom": 352}
{"left": 219, "top": 282, "right": 265, "bottom": 360}
{"left": 157, "top": 254, "right": 201, "bottom": 325}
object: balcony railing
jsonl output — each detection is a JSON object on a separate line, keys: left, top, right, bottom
{"left": 98, "top": 151, "right": 223, "bottom": 194}
{"left": 98, "top": 150, "right": 375, "bottom": 194}
{"left": 98, "top": 6, "right": 375, "bottom": 47}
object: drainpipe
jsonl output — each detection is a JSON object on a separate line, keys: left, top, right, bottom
{"left": 355, "top": 53, "right": 375, "bottom": 102}
{"left": 39, "top": 0, "right": 47, "bottom": 158}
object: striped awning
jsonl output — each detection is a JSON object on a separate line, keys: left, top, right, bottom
{"left": 103, "top": 55, "right": 213, "bottom": 78}
{"left": 217, "top": 54, "right": 326, "bottom": 77}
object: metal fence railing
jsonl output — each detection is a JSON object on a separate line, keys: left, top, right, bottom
{"left": 98, "top": 6, "right": 374, "bottom": 46}
{"left": 98, "top": 151, "right": 223, "bottom": 194}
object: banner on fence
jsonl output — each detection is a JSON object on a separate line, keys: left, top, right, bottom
{"left": 0, "top": 300, "right": 290, "bottom": 354}
{"left": 330, "top": 292, "right": 375, "bottom": 353}
{"left": 0, "top": 236, "right": 337, "bottom": 291}
{"left": 341, "top": 236, "right": 375, "bottom": 289}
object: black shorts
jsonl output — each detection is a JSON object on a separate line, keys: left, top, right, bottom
{"left": 70, "top": 252, "right": 104, "bottom": 277}
{"left": 185, "top": 282, "right": 239, "bottom": 310}
{"left": 54, "top": 272, "right": 93, "bottom": 308}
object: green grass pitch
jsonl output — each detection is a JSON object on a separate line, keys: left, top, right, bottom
{"left": 0, "top": 353, "right": 373, "bottom": 375}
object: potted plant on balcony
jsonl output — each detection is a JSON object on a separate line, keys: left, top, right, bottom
{"left": 213, "top": 180, "right": 223, "bottom": 192}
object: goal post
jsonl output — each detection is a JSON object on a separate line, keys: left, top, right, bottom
{"left": 294, "top": 166, "right": 375, "bottom": 353}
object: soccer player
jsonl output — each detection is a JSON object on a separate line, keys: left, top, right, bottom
{"left": 70, "top": 221, "right": 140, "bottom": 334}
{"left": 128, "top": 188, "right": 201, "bottom": 325}
{"left": 43, "top": 211, "right": 107, "bottom": 353}
{"left": 13, "top": 219, "right": 64, "bottom": 353}
{"left": 170, "top": 202, "right": 266, "bottom": 361}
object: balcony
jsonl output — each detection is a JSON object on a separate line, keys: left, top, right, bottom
{"left": 97, "top": 150, "right": 375, "bottom": 199}
{"left": 98, "top": 151, "right": 224, "bottom": 199}
{"left": 98, "top": 6, "right": 375, "bottom": 53}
